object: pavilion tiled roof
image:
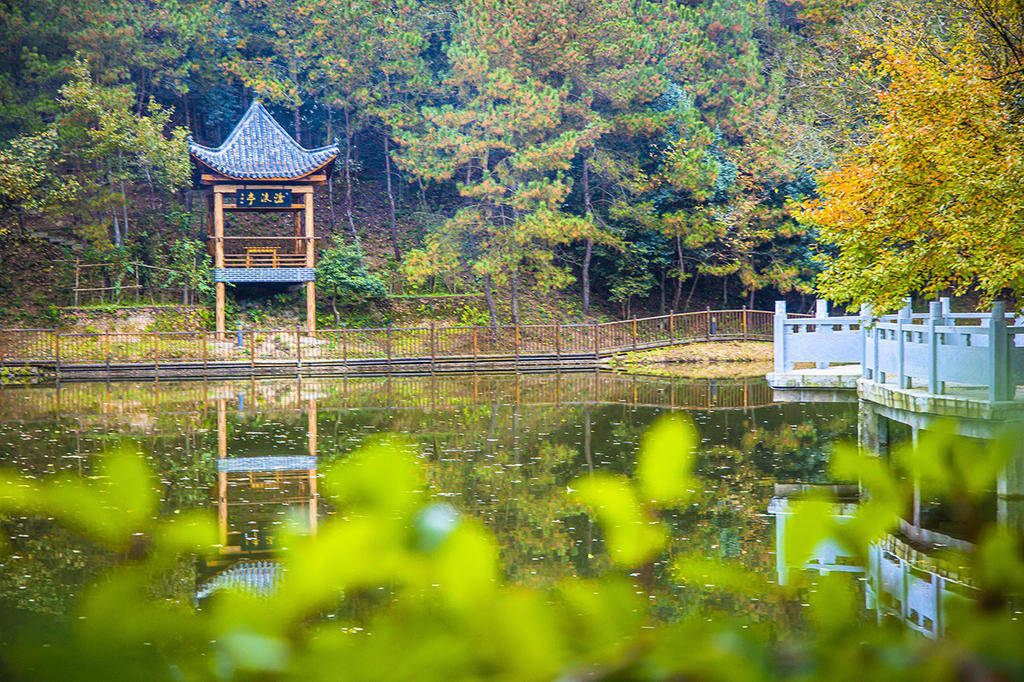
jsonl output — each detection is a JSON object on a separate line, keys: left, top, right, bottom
{"left": 195, "top": 560, "right": 282, "bottom": 602}
{"left": 189, "top": 101, "right": 338, "bottom": 180}
{"left": 218, "top": 455, "right": 317, "bottom": 473}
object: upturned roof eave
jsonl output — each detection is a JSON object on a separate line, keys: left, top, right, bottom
{"left": 190, "top": 153, "right": 338, "bottom": 183}
{"left": 187, "top": 100, "right": 340, "bottom": 181}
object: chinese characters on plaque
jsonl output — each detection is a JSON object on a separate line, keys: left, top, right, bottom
{"left": 235, "top": 189, "right": 293, "bottom": 208}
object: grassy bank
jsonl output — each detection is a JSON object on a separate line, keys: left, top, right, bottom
{"left": 606, "top": 341, "right": 773, "bottom": 379}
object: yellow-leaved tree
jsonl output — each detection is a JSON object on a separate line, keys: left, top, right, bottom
{"left": 799, "top": 13, "right": 1024, "bottom": 312}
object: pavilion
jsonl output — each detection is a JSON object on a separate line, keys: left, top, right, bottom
{"left": 189, "top": 101, "right": 339, "bottom": 338}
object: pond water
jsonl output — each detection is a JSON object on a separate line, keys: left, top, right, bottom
{"left": 0, "top": 372, "right": 858, "bottom": 622}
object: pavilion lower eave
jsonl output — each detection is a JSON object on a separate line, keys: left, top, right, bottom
{"left": 214, "top": 268, "right": 316, "bottom": 284}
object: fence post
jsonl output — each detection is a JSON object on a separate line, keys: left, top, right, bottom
{"left": 386, "top": 325, "right": 392, "bottom": 370}
{"left": 514, "top": 323, "right": 520, "bottom": 362}
{"left": 153, "top": 330, "right": 159, "bottom": 380}
{"left": 773, "top": 301, "right": 786, "bottom": 373}
{"left": 706, "top": 306, "right": 711, "bottom": 340}
{"left": 555, "top": 322, "right": 561, "bottom": 361}
{"left": 900, "top": 297, "right": 913, "bottom": 319}
{"left": 742, "top": 306, "right": 748, "bottom": 340}
{"left": 473, "top": 327, "right": 478, "bottom": 361}
{"left": 815, "top": 298, "right": 829, "bottom": 318}
{"left": 593, "top": 323, "right": 600, "bottom": 359}
{"left": 250, "top": 329, "right": 255, "bottom": 373}
{"left": 990, "top": 301, "right": 1009, "bottom": 402}
{"left": 105, "top": 330, "right": 110, "bottom": 372}
{"left": 927, "top": 301, "right": 941, "bottom": 395}
{"left": 670, "top": 313, "right": 675, "bottom": 341}
{"left": 860, "top": 304, "right": 872, "bottom": 379}
{"left": 296, "top": 328, "right": 302, "bottom": 369}
{"left": 202, "top": 331, "right": 208, "bottom": 373}
{"left": 814, "top": 299, "right": 829, "bottom": 369}
{"left": 632, "top": 318, "right": 638, "bottom": 351}
{"left": 940, "top": 296, "right": 951, "bottom": 318}
{"left": 897, "top": 304, "right": 909, "bottom": 388}
{"left": 429, "top": 322, "right": 436, "bottom": 367}
{"left": 874, "top": 324, "right": 882, "bottom": 384}
{"left": 54, "top": 331, "right": 60, "bottom": 382}
{"left": 342, "top": 326, "right": 348, "bottom": 366}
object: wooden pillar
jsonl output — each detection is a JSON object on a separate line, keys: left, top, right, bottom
{"left": 217, "top": 398, "right": 227, "bottom": 547}
{"left": 304, "top": 191, "right": 316, "bottom": 334}
{"left": 214, "top": 190, "right": 226, "bottom": 341}
{"left": 307, "top": 397, "right": 318, "bottom": 534}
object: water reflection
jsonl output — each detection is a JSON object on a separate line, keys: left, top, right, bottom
{"left": 0, "top": 373, "right": 856, "bottom": 620}
{"left": 770, "top": 488, "right": 984, "bottom": 639}
{"left": 769, "top": 406, "right": 1024, "bottom": 639}
{"left": 198, "top": 397, "right": 320, "bottom": 603}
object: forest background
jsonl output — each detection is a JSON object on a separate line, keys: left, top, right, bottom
{"left": 1, "top": 0, "right": 1022, "bottom": 328}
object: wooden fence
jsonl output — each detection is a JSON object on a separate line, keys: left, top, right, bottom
{"left": 0, "top": 309, "right": 772, "bottom": 376}
{"left": 71, "top": 261, "right": 196, "bottom": 307}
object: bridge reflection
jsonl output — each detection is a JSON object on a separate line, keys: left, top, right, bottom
{"left": 0, "top": 373, "right": 775, "bottom": 426}
{"left": 769, "top": 473, "right": 1010, "bottom": 639}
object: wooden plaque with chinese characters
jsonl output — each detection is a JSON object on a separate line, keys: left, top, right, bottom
{"left": 235, "top": 189, "right": 293, "bottom": 208}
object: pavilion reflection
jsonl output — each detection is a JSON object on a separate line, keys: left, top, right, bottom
{"left": 196, "top": 395, "right": 319, "bottom": 603}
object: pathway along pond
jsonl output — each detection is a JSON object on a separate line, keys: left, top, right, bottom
{"left": 0, "top": 373, "right": 856, "bottom": 624}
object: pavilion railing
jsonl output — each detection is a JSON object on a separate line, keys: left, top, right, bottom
{"left": 0, "top": 308, "right": 773, "bottom": 372}
{"left": 210, "top": 236, "right": 316, "bottom": 269}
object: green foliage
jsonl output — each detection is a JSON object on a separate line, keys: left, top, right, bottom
{"left": 317, "top": 244, "right": 388, "bottom": 323}
{"left": 0, "top": 58, "right": 190, "bottom": 250}
{"left": 166, "top": 238, "right": 214, "bottom": 303}
{"left": 0, "top": 0, "right": 1012, "bottom": 320}
{"left": 1, "top": 414, "right": 1023, "bottom": 678}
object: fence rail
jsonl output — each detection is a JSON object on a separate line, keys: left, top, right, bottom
{"left": 773, "top": 298, "right": 1024, "bottom": 402}
{"left": 0, "top": 309, "right": 772, "bottom": 373}
{"left": 71, "top": 261, "right": 196, "bottom": 307}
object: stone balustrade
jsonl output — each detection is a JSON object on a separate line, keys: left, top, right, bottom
{"left": 774, "top": 298, "right": 1024, "bottom": 402}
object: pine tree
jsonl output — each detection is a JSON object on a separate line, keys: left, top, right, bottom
{"left": 395, "top": 0, "right": 602, "bottom": 328}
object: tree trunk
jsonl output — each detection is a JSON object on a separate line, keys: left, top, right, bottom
{"left": 684, "top": 272, "right": 700, "bottom": 312}
{"left": 659, "top": 268, "right": 666, "bottom": 315}
{"left": 582, "top": 238, "right": 593, "bottom": 317}
{"left": 331, "top": 294, "right": 340, "bottom": 326}
{"left": 483, "top": 273, "right": 498, "bottom": 331}
{"left": 120, "top": 178, "right": 130, "bottom": 242}
{"left": 581, "top": 155, "right": 593, "bottom": 317}
{"left": 671, "top": 235, "right": 684, "bottom": 312}
{"left": 326, "top": 107, "right": 337, "bottom": 233}
{"left": 384, "top": 134, "right": 401, "bottom": 260}
{"left": 510, "top": 269, "right": 520, "bottom": 325}
{"left": 111, "top": 210, "right": 122, "bottom": 248}
{"left": 182, "top": 92, "right": 192, "bottom": 134}
{"left": 343, "top": 108, "right": 358, "bottom": 246}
